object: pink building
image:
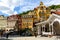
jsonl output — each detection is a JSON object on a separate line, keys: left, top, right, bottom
{"left": 7, "top": 15, "right": 22, "bottom": 31}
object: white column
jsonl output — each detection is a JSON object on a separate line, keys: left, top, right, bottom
{"left": 49, "top": 23, "right": 50, "bottom": 31}
{"left": 50, "top": 22, "right": 54, "bottom": 35}
{"left": 37, "top": 25, "right": 41, "bottom": 35}
{"left": 50, "top": 23, "right": 53, "bottom": 35}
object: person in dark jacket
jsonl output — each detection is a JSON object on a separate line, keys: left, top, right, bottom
{"left": 0, "top": 30, "right": 4, "bottom": 37}
{"left": 34, "top": 32, "right": 38, "bottom": 37}
{"left": 5, "top": 30, "right": 10, "bottom": 38}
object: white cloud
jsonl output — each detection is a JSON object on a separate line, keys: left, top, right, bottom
{"left": 0, "top": 6, "right": 10, "bottom": 10}
{"left": 20, "top": 0, "right": 39, "bottom": 12}
{"left": 0, "top": 0, "right": 60, "bottom": 16}
{"left": 13, "top": 11, "right": 18, "bottom": 15}
{"left": 8, "top": 0, "right": 20, "bottom": 10}
{"left": 0, "top": 10, "right": 12, "bottom": 15}
{"left": 20, "top": 6, "right": 34, "bottom": 12}
{"left": 0, "top": 0, "right": 20, "bottom": 16}
{"left": 20, "top": 0, "right": 25, "bottom": 6}
{"left": 44, "top": 0, "right": 60, "bottom": 6}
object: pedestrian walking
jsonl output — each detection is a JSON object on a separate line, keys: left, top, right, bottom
{"left": 34, "top": 32, "right": 37, "bottom": 37}
{"left": 5, "top": 30, "right": 10, "bottom": 38}
{"left": 6, "top": 33, "right": 9, "bottom": 38}
{"left": 0, "top": 30, "right": 4, "bottom": 37}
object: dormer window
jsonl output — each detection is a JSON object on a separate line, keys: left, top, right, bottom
{"left": 44, "top": 8, "right": 46, "bottom": 10}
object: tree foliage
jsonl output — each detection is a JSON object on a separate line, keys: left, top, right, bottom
{"left": 49, "top": 5, "right": 60, "bottom": 9}
{"left": 19, "top": 10, "right": 33, "bottom": 15}
{"left": 19, "top": 4, "right": 60, "bottom": 16}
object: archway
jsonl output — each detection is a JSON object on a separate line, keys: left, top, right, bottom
{"left": 53, "top": 21, "right": 60, "bottom": 35}
{"left": 41, "top": 23, "right": 53, "bottom": 36}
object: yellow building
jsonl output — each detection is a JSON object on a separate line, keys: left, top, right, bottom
{"left": 21, "top": 15, "right": 33, "bottom": 29}
{"left": 21, "top": 2, "right": 51, "bottom": 30}
{"left": 37, "top": 2, "right": 51, "bottom": 22}
{"left": 28, "top": 11, "right": 38, "bottom": 22}
{"left": 28, "top": 2, "right": 51, "bottom": 22}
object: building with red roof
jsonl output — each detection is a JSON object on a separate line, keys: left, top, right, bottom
{"left": 51, "top": 9, "right": 60, "bottom": 15}
{"left": 7, "top": 15, "right": 22, "bottom": 31}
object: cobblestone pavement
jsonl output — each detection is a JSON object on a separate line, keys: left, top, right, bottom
{"left": 0, "top": 36, "right": 60, "bottom": 40}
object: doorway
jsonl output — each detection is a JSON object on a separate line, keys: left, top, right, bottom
{"left": 41, "top": 23, "right": 52, "bottom": 36}
{"left": 53, "top": 21, "right": 60, "bottom": 35}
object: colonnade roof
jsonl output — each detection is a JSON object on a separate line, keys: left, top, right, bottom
{"left": 35, "top": 14, "right": 60, "bottom": 25}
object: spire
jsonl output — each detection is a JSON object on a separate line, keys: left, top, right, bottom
{"left": 39, "top": 1, "right": 46, "bottom": 8}
{"left": 40, "top": 1, "right": 43, "bottom": 5}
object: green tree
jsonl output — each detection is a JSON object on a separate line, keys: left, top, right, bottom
{"left": 49, "top": 5, "right": 60, "bottom": 9}
{"left": 49, "top": 5, "right": 55, "bottom": 9}
{"left": 19, "top": 10, "right": 33, "bottom": 16}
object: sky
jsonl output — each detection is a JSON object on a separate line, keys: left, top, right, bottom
{"left": 0, "top": 0, "right": 60, "bottom": 16}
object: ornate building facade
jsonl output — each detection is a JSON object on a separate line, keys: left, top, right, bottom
{"left": 28, "top": 2, "right": 51, "bottom": 23}
{"left": 0, "top": 15, "right": 7, "bottom": 30}
{"left": 35, "top": 2, "right": 50, "bottom": 22}
{"left": 7, "top": 15, "right": 21, "bottom": 31}
{"left": 21, "top": 2, "right": 51, "bottom": 30}
{"left": 21, "top": 15, "right": 33, "bottom": 29}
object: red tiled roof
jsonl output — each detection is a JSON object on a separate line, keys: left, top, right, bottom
{"left": 51, "top": 11, "right": 60, "bottom": 15}
{"left": 7, "top": 14, "right": 21, "bottom": 20}
{"left": 55, "top": 11, "right": 60, "bottom": 15}
{"left": 37, "top": 6, "right": 39, "bottom": 8}
{"left": 34, "top": 8, "right": 37, "bottom": 10}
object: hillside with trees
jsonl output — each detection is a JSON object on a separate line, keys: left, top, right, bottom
{"left": 19, "top": 10, "right": 33, "bottom": 16}
{"left": 49, "top": 5, "right": 60, "bottom": 9}
{"left": 19, "top": 5, "right": 60, "bottom": 15}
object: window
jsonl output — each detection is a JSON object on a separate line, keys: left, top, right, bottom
{"left": 44, "top": 8, "right": 46, "bottom": 10}
{"left": 39, "top": 12, "right": 41, "bottom": 16}
{"left": 42, "top": 27, "right": 45, "bottom": 31}
{"left": 28, "top": 23, "right": 31, "bottom": 26}
{"left": 41, "top": 16, "right": 45, "bottom": 18}
{"left": 45, "top": 23, "right": 50, "bottom": 32}
{"left": 42, "top": 11, "right": 44, "bottom": 14}
{"left": 45, "top": 27, "right": 49, "bottom": 32}
{"left": 23, "top": 23, "right": 26, "bottom": 26}
{"left": 25, "top": 20, "right": 29, "bottom": 22}
{"left": 40, "top": 17, "right": 45, "bottom": 21}
{"left": 40, "top": 7, "right": 43, "bottom": 10}
{"left": 39, "top": 11, "right": 44, "bottom": 16}
{"left": 34, "top": 16, "right": 37, "bottom": 18}
{"left": 29, "top": 20, "right": 32, "bottom": 22}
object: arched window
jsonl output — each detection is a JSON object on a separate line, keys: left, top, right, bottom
{"left": 53, "top": 21, "right": 60, "bottom": 35}
{"left": 45, "top": 23, "right": 50, "bottom": 32}
{"left": 53, "top": 21, "right": 59, "bottom": 27}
